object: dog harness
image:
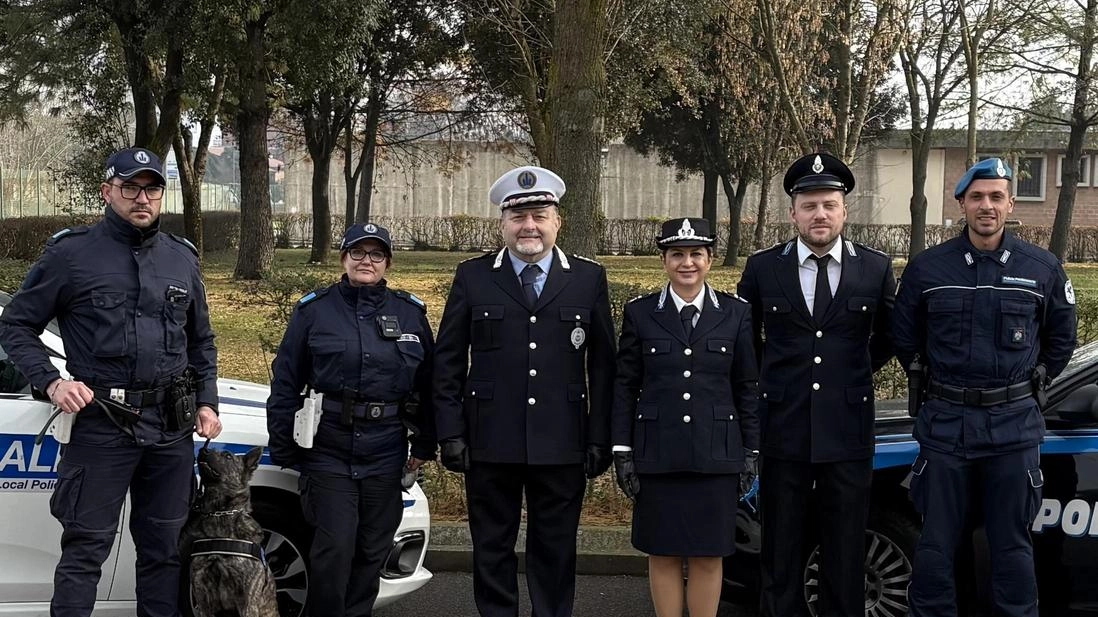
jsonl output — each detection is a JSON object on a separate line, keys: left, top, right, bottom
{"left": 189, "top": 538, "right": 265, "bottom": 564}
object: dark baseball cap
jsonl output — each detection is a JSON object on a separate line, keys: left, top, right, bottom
{"left": 341, "top": 223, "right": 392, "bottom": 254}
{"left": 104, "top": 147, "right": 166, "bottom": 185}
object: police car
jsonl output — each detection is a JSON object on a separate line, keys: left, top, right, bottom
{"left": 0, "top": 292, "right": 432, "bottom": 616}
{"left": 725, "top": 342, "right": 1098, "bottom": 616}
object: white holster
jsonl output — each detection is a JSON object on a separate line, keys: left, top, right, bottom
{"left": 50, "top": 408, "right": 74, "bottom": 445}
{"left": 292, "top": 390, "right": 324, "bottom": 448}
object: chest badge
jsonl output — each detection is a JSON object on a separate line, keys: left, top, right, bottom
{"left": 1012, "top": 327, "right": 1025, "bottom": 343}
{"left": 571, "top": 327, "right": 586, "bottom": 349}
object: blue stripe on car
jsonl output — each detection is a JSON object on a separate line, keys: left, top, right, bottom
{"left": 871, "top": 430, "right": 1098, "bottom": 470}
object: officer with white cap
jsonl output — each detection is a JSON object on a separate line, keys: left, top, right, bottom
{"left": 433, "top": 165, "right": 616, "bottom": 617}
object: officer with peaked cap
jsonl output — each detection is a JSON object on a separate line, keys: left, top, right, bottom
{"left": 893, "top": 157, "right": 1076, "bottom": 617}
{"left": 0, "top": 146, "right": 221, "bottom": 617}
{"left": 737, "top": 152, "right": 895, "bottom": 617}
{"left": 433, "top": 165, "right": 616, "bottom": 617}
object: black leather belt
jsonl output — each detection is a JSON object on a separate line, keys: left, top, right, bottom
{"left": 90, "top": 385, "right": 168, "bottom": 408}
{"left": 320, "top": 398, "right": 399, "bottom": 420}
{"left": 927, "top": 379, "right": 1033, "bottom": 407}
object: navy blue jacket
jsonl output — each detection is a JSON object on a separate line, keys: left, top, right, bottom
{"left": 892, "top": 229, "right": 1077, "bottom": 457}
{"left": 0, "top": 207, "right": 218, "bottom": 446}
{"left": 266, "top": 277, "right": 435, "bottom": 479}
{"left": 611, "top": 285, "right": 760, "bottom": 474}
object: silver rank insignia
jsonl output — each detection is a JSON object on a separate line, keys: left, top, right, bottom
{"left": 571, "top": 327, "right": 586, "bottom": 349}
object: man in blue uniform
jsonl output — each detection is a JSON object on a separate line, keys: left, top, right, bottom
{"left": 738, "top": 153, "right": 895, "bottom": 617}
{"left": 893, "top": 157, "right": 1077, "bottom": 617}
{"left": 0, "top": 147, "right": 221, "bottom": 617}
{"left": 433, "top": 166, "right": 616, "bottom": 617}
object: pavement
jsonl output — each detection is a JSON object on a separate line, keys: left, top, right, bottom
{"left": 425, "top": 522, "right": 649, "bottom": 576}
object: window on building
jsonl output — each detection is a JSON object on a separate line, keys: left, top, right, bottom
{"left": 1057, "top": 154, "right": 1090, "bottom": 187}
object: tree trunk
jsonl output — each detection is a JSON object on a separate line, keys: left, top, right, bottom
{"left": 172, "top": 130, "right": 203, "bottom": 254}
{"left": 549, "top": 0, "right": 607, "bottom": 257}
{"left": 309, "top": 151, "right": 333, "bottom": 263}
{"left": 355, "top": 89, "right": 383, "bottom": 223}
{"left": 343, "top": 118, "right": 357, "bottom": 224}
{"left": 721, "top": 172, "right": 750, "bottom": 267}
{"left": 702, "top": 170, "right": 718, "bottom": 228}
{"left": 233, "top": 17, "right": 274, "bottom": 280}
{"left": 908, "top": 128, "right": 932, "bottom": 258}
{"left": 832, "top": 0, "right": 853, "bottom": 159}
{"left": 754, "top": 175, "right": 771, "bottom": 250}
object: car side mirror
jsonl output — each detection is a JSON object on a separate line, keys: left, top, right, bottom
{"left": 1053, "top": 383, "right": 1098, "bottom": 424}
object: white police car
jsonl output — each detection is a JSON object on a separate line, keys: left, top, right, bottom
{"left": 0, "top": 292, "right": 432, "bottom": 616}
{"left": 725, "top": 341, "right": 1098, "bottom": 616}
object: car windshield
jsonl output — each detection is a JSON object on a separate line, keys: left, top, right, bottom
{"left": 0, "top": 290, "right": 61, "bottom": 338}
{"left": 1054, "top": 341, "right": 1098, "bottom": 384}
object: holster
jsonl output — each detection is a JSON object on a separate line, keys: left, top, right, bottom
{"left": 166, "top": 368, "right": 197, "bottom": 432}
{"left": 1031, "top": 364, "right": 1049, "bottom": 411}
{"left": 907, "top": 355, "right": 927, "bottom": 418}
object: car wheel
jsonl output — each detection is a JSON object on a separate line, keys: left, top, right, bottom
{"left": 252, "top": 495, "right": 313, "bottom": 617}
{"left": 803, "top": 511, "right": 919, "bottom": 617}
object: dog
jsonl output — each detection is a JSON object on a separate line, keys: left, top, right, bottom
{"left": 180, "top": 446, "right": 279, "bottom": 617}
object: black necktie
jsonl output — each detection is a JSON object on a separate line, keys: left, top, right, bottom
{"left": 809, "top": 254, "right": 832, "bottom": 318}
{"left": 680, "top": 305, "right": 698, "bottom": 339}
{"left": 520, "top": 264, "right": 541, "bottom": 308}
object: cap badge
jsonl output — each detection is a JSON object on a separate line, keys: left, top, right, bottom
{"left": 134, "top": 150, "right": 150, "bottom": 164}
{"left": 995, "top": 158, "right": 1006, "bottom": 177}
{"left": 517, "top": 170, "right": 537, "bottom": 189}
{"left": 365, "top": 223, "right": 377, "bottom": 233}
{"left": 811, "top": 155, "right": 824, "bottom": 174}
{"left": 677, "top": 218, "right": 695, "bottom": 238}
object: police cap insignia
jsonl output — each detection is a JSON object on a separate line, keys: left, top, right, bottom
{"left": 134, "top": 150, "right": 150, "bottom": 164}
{"left": 811, "top": 155, "right": 824, "bottom": 174}
{"left": 517, "top": 170, "right": 537, "bottom": 189}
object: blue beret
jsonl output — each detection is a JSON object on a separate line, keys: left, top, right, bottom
{"left": 955, "top": 157, "right": 1012, "bottom": 199}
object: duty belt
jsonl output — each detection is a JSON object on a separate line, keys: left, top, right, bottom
{"left": 320, "top": 397, "right": 400, "bottom": 420}
{"left": 90, "top": 385, "right": 169, "bottom": 408}
{"left": 926, "top": 379, "right": 1033, "bottom": 407}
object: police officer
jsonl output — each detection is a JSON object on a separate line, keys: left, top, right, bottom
{"left": 611, "top": 217, "right": 759, "bottom": 617}
{"left": 893, "top": 157, "right": 1077, "bottom": 617}
{"left": 737, "top": 153, "right": 895, "bottom": 617}
{"left": 266, "top": 223, "right": 436, "bottom": 617}
{"left": 433, "top": 166, "right": 616, "bottom": 617}
{"left": 0, "top": 146, "right": 222, "bottom": 617}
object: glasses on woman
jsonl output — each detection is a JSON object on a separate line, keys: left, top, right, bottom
{"left": 112, "top": 182, "right": 165, "bottom": 200}
{"left": 348, "top": 248, "right": 387, "bottom": 263}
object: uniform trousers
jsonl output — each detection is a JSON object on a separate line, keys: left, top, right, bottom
{"left": 759, "top": 456, "right": 872, "bottom": 617}
{"left": 908, "top": 446, "right": 1041, "bottom": 617}
{"left": 300, "top": 471, "right": 403, "bottom": 617}
{"left": 50, "top": 437, "right": 194, "bottom": 617}
{"left": 466, "top": 462, "right": 586, "bottom": 617}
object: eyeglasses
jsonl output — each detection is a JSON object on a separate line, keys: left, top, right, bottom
{"left": 112, "top": 182, "right": 165, "bottom": 200}
{"left": 347, "top": 248, "right": 388, "bottom": 263}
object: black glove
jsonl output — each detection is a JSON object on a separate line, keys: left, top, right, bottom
{"left": 440, "top": 437, "right": 471, "bottom": 474}
{"left": 584, "top": 443, "right": 612, "bottom": 479}
{"left": 613, "top": 451, "right": 640, "bottom": 499}
{"left": 740, "top": 450, "right": 760, "bottom": 497}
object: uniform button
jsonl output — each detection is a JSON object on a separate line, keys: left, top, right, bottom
{"left": 863, "top": 396, "right": 869, "bottom": 402}
{"left": 721, "top": 346, "right": 727, "bottom": 352}
{"left": 762, "top": 392, "right": 768, "bottom": 399}
{"left": 861, "top": 305, "right": 868, "bottom": 312}
{"left": 352, "top": 471, "right": 359, "bottom": 478}
{"left": 637, "top": 413, "right": 644, "bottom": 419}
{"left": 771, "top": 306, "right": 778, "bottom": 312}
{"left": 355, "top": 432, "right": 361, "bottom": 438}
{"left": 650, "top": 347, "right": 657, "bottom": 353}
{"left": 812, "top": 383, "right": 820, "bottom": 391}
{"left": 529, "top": 342, "right": 537, "bottom": 350}
{"left": 816, "top": 330, "right": 823, "bottom": 338}
{"left": 530, "top": 316, "right": 537, "bottom": 323}
{"left": 683, "top": 392, "right": 691, "bottom": 400}
{"left": 684, "top": 348, "right": 692, "bottom": 356}
{"left": 683, "top": 370, "right": 692, "bottom": 378}
{"left": 581, "top": 393, "right": 586, "bottom": 399}
{"left": 528, "top": 397, "right": 536, "bottom": 405}
{"left": 136, "top": 311, "right": 142, "bottom": 317}
{"left": 483, "top": 311, "right": 489, "bottom": 317}
{"left": 814, "top": 356, "right": 821, "bottom": 364}
{"left": 359, "top": 315, "right": 365, "bottom": 320}
{"left": 683, "top": 415, "right": 691, "bottom": 423}
{"left": 471, "top": 391, "right": 476, "bottom": 396}
{"left": 529, "top": 369, "right": 537, "bottom": 377}
{"left": 729, "top": 414, "right": 735, "bottom": 419}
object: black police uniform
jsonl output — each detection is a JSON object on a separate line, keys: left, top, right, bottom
{"left": 611, "top": 281, "right": 760, "bottom": 556}
{"left": 433, "top": 246, "right": 616, "bottom": 617}
{"left": 266, "top": 272, "right": 435, "bottom": 617}
{"left": 893, "top": 226, "right": 1076, "bottom": 617}
{"left": 0, "top": 206, "right": 218, "bottom": 617}
{"left": 737, "top": 152, "right": 895, "bottom": 617}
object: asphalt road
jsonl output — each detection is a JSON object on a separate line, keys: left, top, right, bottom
{"left": 374, "top": 572, "right": 758, "bottom": 617}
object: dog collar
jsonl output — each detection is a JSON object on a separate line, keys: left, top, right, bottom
{"left": 201, "top": 509, "right": 245, "bottom": 517}
{"left": 189, "top": 537, "right": 265, "bottom": 563}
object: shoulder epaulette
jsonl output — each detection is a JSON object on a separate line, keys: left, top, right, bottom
{"left": 715, "top": 289, "right": 749, "bottom": 304}
{"left": 752, "top": 242, "right": 784, "bottom": 256}
{"left": 167, "top": 233, "right": 199, "bottom": 257}
{"left": 393, "top": 289, "right": 427, "bottom": 311}
{"left": 461, "top": 251, "right": 495, "bottom": 264}
{"left": 571, "top": 254, "right": 601, "bottom": 266}
{"left": 627, "top": 291, "right": 658, "bottom": 303}
{"left": 297, "top": 287, "right": 329, "bottom": 307}
{"left": 46, "top": 226, "right": 89, "bottom": 246}
{"left": 853, "top": 241, "right": 889, "bottom": 258}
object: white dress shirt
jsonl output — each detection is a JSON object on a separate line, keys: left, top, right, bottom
{"left": 797, "top": 237, "right": 843, "bottom": 316}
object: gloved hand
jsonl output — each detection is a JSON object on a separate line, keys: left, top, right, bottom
{"left": 740, "top": 450, "right": 760, "bottom": 497}
{"left": 613, "top": 451, "right": 640, "bottom": 499}
{"left": 440, "top": 437, "right": 471, "bottom": 474}
{"left": 584, "top": 443, "right": 612, "bottom": 479}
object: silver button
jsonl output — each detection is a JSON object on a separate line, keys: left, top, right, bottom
{"left": 483, "top": 311, "right": 489, "bottom": 317}
{"left": 729, "top": 414, "right": 735, "bottom": 420}
{"left": 530, "top": 316, "right": 537, "bottom": 323}
{"left": 814, "top": 356, "right": 821, "bottom": 364}
{"left": 575, "top": 314, "right": 581, "bottom": 320}
{"left": 683, "top": 392, "right": 691, "bottom": 400}
{"left": 771, "top": 306, "right": 778, "bottom": 311}
{"left": 528, "top": 397, "right": 536, "bottom": 405}
{"left": 816, "top": 330, "right": 823, "bottom": 338}
{"left": 684, "top": 348, "right": 692, "bottom": 356}
{"left": 863, "top": 396, "right": 869, "bottom": 402}
{"left": 683, "top": 415, "right": 691, "bottom": 423}
{"left": 471, "top": 391, "right": 476, "bottom": 396}
{"left": 529, "top": 369, "right": 537, "bottom": 377}
{"left": 762, "top": 393, "right": 768, "bottom": 399}
{"left": 581, "top": 393, "right": 586, "bottom": 399}
{"left": 812, "top": 383, "right": 820, "bottom": 391}
{"left": 529, "top": 342, "right": 537, "bottom": 350}
{"left": 683, "top": 370, "right": 692, "bottom": 378}
{"left": 637, "top": 413, "right": 643, "bottom": 419}
{"left": 650, "top": 347, "right": 657, "bottom": 353}
{"left": 861, "top": 306, "right": 868, "bottom": 312}
{"left": 720, "top": 346, "right": 727, "bottom": 352}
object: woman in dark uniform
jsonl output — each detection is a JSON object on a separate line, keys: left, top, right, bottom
{"left": 266, "top": 223, "right": 435, "bottom": 617}
{"left": 611, "top": 217, "right": 760, "bottom": 617}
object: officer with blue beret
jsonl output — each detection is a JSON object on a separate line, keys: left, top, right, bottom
{"left": 267, "top": 222, "right": 436, "bottom": 617}
{"left": 433, "top": 165, "right": 616, "bottom": 617}
{"left": 893, "top": 157, "right": 1077, "bottom": 617}
{"left": 0, "top": 146, "right": 222, "bottom": 617}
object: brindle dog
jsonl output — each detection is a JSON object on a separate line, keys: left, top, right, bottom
{"left": 180, "top": 446, "right": 279, "bottom": 617}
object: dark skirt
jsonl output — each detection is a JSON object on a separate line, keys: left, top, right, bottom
{"left": 631, "top": 472, "right": 739, "bottom": 557}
